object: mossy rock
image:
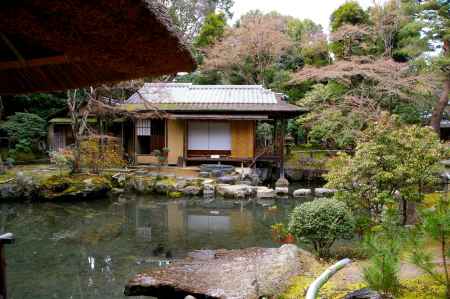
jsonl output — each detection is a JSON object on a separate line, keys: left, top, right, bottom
{"left": 127, "top": 176, "right": 157, "bottom": 194}
{"left": 39, "top": 174, "right": 112, "bottom": 200}
{"left": 168, "top": 191, "right": 183, "bottom": 199}
{"left": 154, "top": 178, "right": 177, "bottom": 194}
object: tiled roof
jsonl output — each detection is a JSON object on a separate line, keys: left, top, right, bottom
{"left": 126, "top": 83, "right": 278, "bottom": 104}
{"left": 124, "top": 83, "right": 305, "bottom": 115}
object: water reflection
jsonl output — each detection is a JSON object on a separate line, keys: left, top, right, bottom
{"left": 3, "top": 194, "right": 297, "bottom": 299}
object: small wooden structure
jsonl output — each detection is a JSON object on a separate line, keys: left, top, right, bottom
{"left": 0, "top": 0, "right": 195, "bottom": 94}
{"left": 120, "top": 83, "right": 306, "bottom": 167}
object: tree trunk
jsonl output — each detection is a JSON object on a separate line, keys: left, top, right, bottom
{"left": 72, "top": 138, "right": 81, "bottom": 174}
{"left": 401, "top": 198, "right": 408, "bottom": 226}
{"left": 0, "top": 156, "right": 4, "bottom": 175}
{"left": 431, "top": 77, "right": 450, "bottom": 134}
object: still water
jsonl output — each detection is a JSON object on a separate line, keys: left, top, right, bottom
{"left": 2, "top": 194, "right": 300, "bottom": 299}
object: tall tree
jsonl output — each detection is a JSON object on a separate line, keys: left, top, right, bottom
{"left": 67, "top": 89, "right": 93, "bottom": 173}
{"left": 420, "top": 0, "right": 450, "bottom": 133}
{"left": 203, "top": 12, "right": 293, "bottom": 84}
{"left": 159, "top": 0, "right": 234, "bottom": 41}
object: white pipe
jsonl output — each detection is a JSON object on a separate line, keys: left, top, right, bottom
{"left": 305, "top": 258, "right": 351, "bottom": 299}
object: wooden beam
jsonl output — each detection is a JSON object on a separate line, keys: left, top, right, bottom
{"left": 0, "top": 55, "right": 67, "bottom": 71}
{"left": 170, "top": 114, "right": 269, "bottom": 120}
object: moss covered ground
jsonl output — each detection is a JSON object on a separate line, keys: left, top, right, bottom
{"left": 0, "top": 164, "right": 66, "bottom": 183}
{"left": 279, "top": 246, "right": 447, "bottom": 299}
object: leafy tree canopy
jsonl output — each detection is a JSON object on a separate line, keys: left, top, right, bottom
{"left": 1, "top": 92, "right": 67, "bottom": 120}
{"left": 162, "top": 0, "right": 234, "bottom": 41}
{"left": 194, "top": 12, "right": 227, "bottom": 48}
{"left": 330, "top": 1, "right": 369, "bottom": 32}
{"left": 0, "top": 112, "right": 47, "bottom": 142}
{"left": 325, "top": 114, "right": 447, "bottom": 223}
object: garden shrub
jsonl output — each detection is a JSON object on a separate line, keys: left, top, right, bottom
{"left": 0, "top": 113, "right": 47, "bottom": 159}
{"left": 79, "top": 135, "right": 126, "bottom": 173}
{"left": 288, "top": 198, "right": 354, "bottom": 257}
{"left": 49, "top": 150, "right": 73, "bottom": 175}
{"left": 1, "top": 113, "right": 47, "bottom": 142}
{"left": 152, "top": 147, "right": 170, "bottom": 168}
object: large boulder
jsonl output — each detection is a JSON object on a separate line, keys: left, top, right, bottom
{"left": 127, "top": 176, "right": 156, "bottom": 194}
{"left": 182, "top": 185, "right": 202, "bottom": 196}
{"left": 293, "top": 188, "right": 312, "bottom": 198}
{"left": 256, "top": 186, "right": 276, "bottom": 199}
{"left": 125, "top": 245, "right": 308, "bottom": 299}
{"left": 314, "top": 188, "right": 336, "bottom": 197}
{"left": 154, "top": 178, "right": 177, "bottom": 194}
{"left": 39, "top": 175, "right": 112, "bottom": 200}
{"left": 216, "top": 184, "right": 254, "bottom": 199}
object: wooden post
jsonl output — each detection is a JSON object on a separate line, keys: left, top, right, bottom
{"left": 0, "top": 233, "right": 14, "bottom": 299}
{"left": 279, "top": 119, "right": 286, "bottom": 177}
{"left": 183, "top": 120, "right": 188, "bottom": 167}
{"left": 133, "top": 119, "right": 137, "bottom": 164}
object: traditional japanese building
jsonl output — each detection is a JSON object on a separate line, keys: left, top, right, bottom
{"left": 120, "top": 83, "right": 306, "bottom": 167}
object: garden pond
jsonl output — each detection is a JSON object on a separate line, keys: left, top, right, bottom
{"left": 1, "top": 192, "right": 311, "bottom": 299}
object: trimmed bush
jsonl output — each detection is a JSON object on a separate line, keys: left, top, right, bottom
{"left": 288, "top": 198, "right": 354, "bottom": 257}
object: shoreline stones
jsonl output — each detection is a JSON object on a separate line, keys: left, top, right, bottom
{"left": 293, "top": 188, "right": 336, "bottom": 198}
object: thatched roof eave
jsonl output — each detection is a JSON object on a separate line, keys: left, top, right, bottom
{"left": 0, "top": 0, "right": 196, "bottom": 95}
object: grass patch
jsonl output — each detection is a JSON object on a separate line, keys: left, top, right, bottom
{"left": 279, "top": 273, "right": 364, "bottom": 299}
{"left": 398, "top": 275, "right": 447, "bottom": 298}
{"left": 280, "top": 272, "right": 446, "bottom": 299}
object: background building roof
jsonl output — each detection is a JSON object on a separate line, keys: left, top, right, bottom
{"left": 124, "top": 83, "right": 305, "bottom": 116}
{"left": 127, "top": 83, "right": 278, "bottom": 104}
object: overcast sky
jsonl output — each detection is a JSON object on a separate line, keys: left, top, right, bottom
{"left": 231, "top": 0, "right": 384, "bottom": 33}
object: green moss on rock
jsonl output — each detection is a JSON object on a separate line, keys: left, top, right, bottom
{"left": 168, "top": 191, "right": 183, "bottom": 198}
{"left": 39, "top": 174, "right": 112, "bottom": 200}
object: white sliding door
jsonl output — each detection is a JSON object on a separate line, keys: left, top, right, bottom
{"left": 208, "top": 122, "right": 231, "bottom": 150}
{"left": 188, "top": 121, "right": 231, "bottom": 151}
{"left": 188, "top": 121, "right": 209, "bottom": 150}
